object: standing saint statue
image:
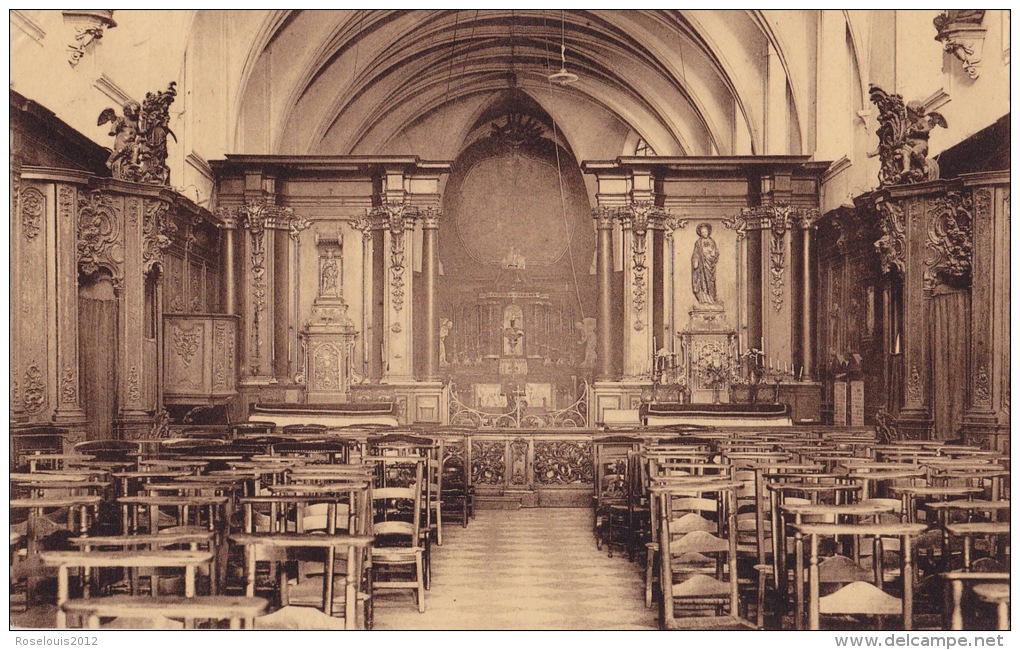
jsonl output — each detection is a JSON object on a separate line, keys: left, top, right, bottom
{"left": 439, "top": 318, "right": 453, "bottom": 367}
{"left": 691, "top": 222, "right": 720, "bottom": 305}
{"left": 576, "top": 318, "right": 597, "bottom": 369}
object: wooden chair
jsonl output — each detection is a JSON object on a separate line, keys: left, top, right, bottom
{"left": 369, "top": 461, "right": 426, "bottom": 613}
{"left": 440, "top": 435, "right": 473, "bottom": 529}
{"left": 654, "top": 479, "right": 753, "bottom": 629}
{"left": 793, "top": 522, "right": 928, "bottom": 630}
{"left": 942, "top": 571, "right": 1010, "bottom": 630}
{"left": 592, "top": 436, "right": 642, "bottom": 557}
{"left": 231, "top": 532, "right": 373, "bottom": 629}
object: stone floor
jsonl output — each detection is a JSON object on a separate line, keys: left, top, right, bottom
{"left": 372, "top": 508, "right": 657, "bottom": 630}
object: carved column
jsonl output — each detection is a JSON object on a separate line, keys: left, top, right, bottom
{"left": 235, "top": 200, "right": 306, "bottom": 385}
{"left": 120, "top": 196, "right": 148, "bottom": 420}
{"left": 875, "top": 187, "right": 932, "bottom": 439}
{"left": 9, "top": 157, "right": 26, "bottom": 423}
{"left": 53, "top": 183, "right": 86, "bottom": 423}
{"left": 960, "top": 173, "right": 1009, "bottom": 451}
{"left": 798, "top": 211, "right": 817, "bottom": 379}
{"left": 372, "top": 201, "right": 419, "bottom": 383}
{"left": 620, "top": 203, "right": 654, "bottom": 380}
{"left": 220, "top": 215, "right": 237, "bottom": 316}
{"left": 421, "top": 208, "right": 441, "bottom": 381}
{"left": 594, "top": 207, "right": 614, "bottom": 380}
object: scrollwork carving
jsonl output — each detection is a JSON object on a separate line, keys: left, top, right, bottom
{"left": 907, "top": 364, "right": 922, "bottom": 404}
{"left": 534, "top": 441, "right": 594, "bottom": 485}
{"left": 974, "top": 362, "right": 991, "bottom": 406}
{"left": 721, "top": 212, "right": 749, "bottom": 240}
{"left": 23, "top": 363, "right": 45, "bottom": 413}
{"left": 60, "top": 365, "right": 77, "bottom": 405}
{"left": 21, "top": 186, "right": 44, "bottom": 241}
{"left": 312, "top": 343, "right": 342, "bottom": 391}
{"left": 619, "top": 200, "right": 671, "bottom": 331}
{"left": 172, "top": 323, "right": 202, "bottom": 368}
{"left": 127, "top": 365, "right": 141, "bottom": 405}
{"left": 923, "top": 190, "right": 973, "bottom": 291}
{"left": 470, "top": 440, "right": 506, "bottom": 485}
{"left": 869, "top": 85, "right": 947, "bottom": 186}
{"left": 142, "top": 199, "right": 176, "bottom": 275}
{"left": 875, "top": 200, "right": 906, "bottom": 275}
{"left": 77, "top": 189, "right": 124, "bottom": 283}
{"left": 367, "top": 201, "right": 422, "bottom": 329}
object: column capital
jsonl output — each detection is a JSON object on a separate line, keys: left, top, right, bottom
{"left": 592, "top": 206, "right": 617, "bottom": 230}
{"left": 420, "top": 206, "right": 441, "bottom": 230}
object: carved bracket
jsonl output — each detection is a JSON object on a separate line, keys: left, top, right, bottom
{"left": 616, "top": 200, "right": 672, "bottom": 331}
{"left": 923, "top": 190, "right": 973, "bottom": 292}
{"left": 933, "top": 11, "right": 986, "bottom": 79}
{"left": 367, "top": 201, "right": 429, "bottom": 332}
{"left": 63, "top": 10, "right": 116, "bottom": 67}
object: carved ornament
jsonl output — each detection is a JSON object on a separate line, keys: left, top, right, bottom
{"left": 592, "top": 206, "right": 616, "bottom": 230}
{"left": 471, "top": 440, "right": 506, "bottom": 485}
{"left": 64, "top": 10, "right": 116, "bottom": 67}
{"left": 312, "top": 343, "right": 342, "bottom": 391}
{"left": 868, "top": 85, "right": 947, "bottom": 186}
{"left": 172, "top": 322, "right": 202, "bottom": 368}
{"left": 923, "top": 190, "right": 973, "bottom": 292}
{"left": 23, "top": 363, "right": 46, "bottom": 414}
{"left": 534, "top": 441, "right": 594, "bottom": 485}
{"left": 491, "top": 112, "right": 544, "bottom": 152}
{"left": 21, "top": 186, "right": 44, "bottom": 241}
{"left": 367, "top": 201, "right": 422, "bottom": 330}
{"left": 127, "top": 365, "right": 141, "bottom": 404}
{"left": 98, "top": 81, "right": 177, "bottom": 185}
{"left": 618, "top": 200, "right": 670, "bottom": 331}
{"left": 906, "top": 363, "right": 922, "bottom": 404}
{"left": 875, "top": 199, "right": 906, "bottom": 275}
{"left": 974, "top": 361, "right": 991, "bottom": 406}
{"left": 60, "top": 365, "right": 77, "bottom": 405}
{"left": 77, "top": 189, "right": 124, "bottom": 286}
{"left": 662, "top": 214, "right": 690, "bottom": 241}
{"left": 933, "top": 11, "right": 986, "bottom": 79}
{"left": 721, "top": 212, "right": 749, "bottom": 240}
{"left": 142, "top": 199, "right": 176, "bottom": 275}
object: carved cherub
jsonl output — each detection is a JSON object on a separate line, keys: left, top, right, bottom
{"left": 98, "top": 100, "right": 141, "bottom": 178}
{"left": 868, "top": 85, "right": 947, "bottom": 186}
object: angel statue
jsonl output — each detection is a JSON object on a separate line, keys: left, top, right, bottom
{"left": 868, "top": 85, "right": 947, "bottom": 186}
{"left": 97, "top": 100, "right": 140, "bottom": 179}
{"left": 98, "top": 81, "right": 178, "bottom": 185}
{"left": 576, "top": 318, "right": 597, "bottom": 369}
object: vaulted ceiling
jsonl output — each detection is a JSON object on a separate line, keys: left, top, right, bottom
{"left": 217, "top": 10, "right": 825, "bottom": 161}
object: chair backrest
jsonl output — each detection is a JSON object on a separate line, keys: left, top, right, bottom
{"left": 371, "top": 462, "right": 423, "bottom": 545}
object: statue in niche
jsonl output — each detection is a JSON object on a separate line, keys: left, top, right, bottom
{"left": 691, "top": 222, "right": 720, "bottom": 306}
{"left": 576, "top": 318, "right": 597, "bottom": 369}
{"left": 321, "top": 255, "right": 340, "bottom": 296}
{"left": 503, "top": 318, "right": 525, "bottom": 357}
{"left": 502, "top": 244, "right": 526, "bottom": 270}
{"left": 439, "top": 318, "right": 453, "bottom": 367}
{"left": 869, "top": 85, "right": 947, "bottom": 186}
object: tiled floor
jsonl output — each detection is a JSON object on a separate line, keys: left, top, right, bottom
{"left": 373, "top": 508, "right": 658, "bottom": 630}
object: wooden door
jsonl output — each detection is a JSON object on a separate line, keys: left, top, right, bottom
{"left": 79, "top": 275, "right": 119, "bottom": 440}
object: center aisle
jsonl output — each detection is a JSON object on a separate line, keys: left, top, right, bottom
{"left": 373, "top": 508, "right": 658, "bottom": 630}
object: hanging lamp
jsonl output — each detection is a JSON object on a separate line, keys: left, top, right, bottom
{"left": 548, "top": 11, "right": 578, "bottom": 85}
